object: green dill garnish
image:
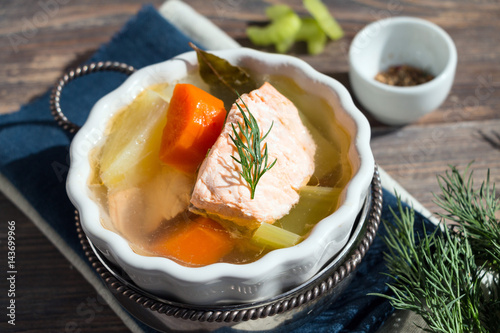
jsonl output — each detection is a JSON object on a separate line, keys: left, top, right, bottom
{"left": 229, "top": 97, "right": 277, "bottom": 199}
{"left": 372, "top": 164, "right": 500, "bottom": 332}
{"left": 434, "top": 164, "right": 500, "bottom": 269}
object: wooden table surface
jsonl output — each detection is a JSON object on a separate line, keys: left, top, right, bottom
{"left": 1, "top": 0, "right": 499, "bottom": 332}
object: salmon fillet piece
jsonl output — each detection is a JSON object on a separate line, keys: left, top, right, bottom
{"left": 190, "top": 82, "right": 316, "bottom": 229}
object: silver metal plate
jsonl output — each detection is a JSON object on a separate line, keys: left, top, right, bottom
{"left": 76, "top": 166, "right": 383, "bottom": 332}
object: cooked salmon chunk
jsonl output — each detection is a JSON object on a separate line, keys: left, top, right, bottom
{"left": 190, "top": 82, "right": 316, "bottom": 228}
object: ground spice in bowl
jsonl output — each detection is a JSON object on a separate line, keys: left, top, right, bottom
{"left": 375, "top": 65, "right": 434, "bottom": 86}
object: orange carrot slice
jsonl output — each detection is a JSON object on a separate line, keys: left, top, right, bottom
{"left": 159, "top": 83, "right": 227, "bottom": 174}
{"left": 151, "top": 217, "right": 235, "bottom": 266}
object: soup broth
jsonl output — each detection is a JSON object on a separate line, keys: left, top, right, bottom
{"left": 88, "top": 69, "right": 356, "bottom": 267}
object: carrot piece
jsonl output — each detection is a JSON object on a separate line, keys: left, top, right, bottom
{"left": 159, "top": 83, "right": 227, "bottom": 174}
{"left": 151, "top": 217, "right": 235, "bottom": 266}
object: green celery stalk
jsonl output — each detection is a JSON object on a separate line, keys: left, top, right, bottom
{"left": 276, "top": 185, "right": 342, "bottom": 235}
{"left": 296, "top": 110, "right": 341, "bottom": 182}
{"left": 246, "top": 5, "right": 301, "bottom": 53}
{"left": 265, "top": 4, "right": 292, "bottom": 20}
{"left": 252, "top": 222, "right": 302, "bottom": 249}
{"left": 251, "top": 186, "right": 342, "bottom": 249}
{"left": 303, "top": 0, "right": 344, "bottom": 40}
{"left": 296, "top": 17, "right": 327, "bottom": 55}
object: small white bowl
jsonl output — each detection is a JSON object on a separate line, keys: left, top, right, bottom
{"left": 67, "top": 48, "right": 374, "bottom": 305}
{"left": 349, "top": 16, "right": 457, "bottom": 126}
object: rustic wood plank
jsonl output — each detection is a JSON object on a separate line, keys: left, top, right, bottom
{"left": 0, "top": 192, "right": 129, "bottom": 333}
{"left": 372, "top": 119, "right": 500, "bottom": 214}
{"left": 1, "top": 0, "right": 498, "bottom": 122}
{"left": 0, "top": 0, "right": 166, "bottom": 115}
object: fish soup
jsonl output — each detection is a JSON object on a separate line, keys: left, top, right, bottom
{"left": 88, "top": 69, "right": 356, "bottom": 267}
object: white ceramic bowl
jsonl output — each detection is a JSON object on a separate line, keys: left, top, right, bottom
{"left": 67, "top": 48, "right": 374, "bottom": 305}
{"left": 349, "top": 16, "right": 457, "bottom": 126}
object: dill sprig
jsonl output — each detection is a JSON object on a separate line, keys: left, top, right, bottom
{"left": 229, "top": 97, "right": 277, "bottom": 199}
{"left": 434, "top": 163, "right": 500, "bottom": 269}
{"left": 373, "top": 164, "right": 500, "bottom": 333}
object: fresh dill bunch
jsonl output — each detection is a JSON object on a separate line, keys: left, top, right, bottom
{"left": 434, "top": 164, "right": 500, "bottom": 272}
{"left": 229, "top": 97, "right": 277, "bottom": 199}
{"left": 373, "top": 164, "right": 500, "bottom": 333}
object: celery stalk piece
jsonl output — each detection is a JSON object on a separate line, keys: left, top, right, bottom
{"left": 265, "top": 4, "right": 293, "bottom": 20}
{"left": 275, "top": 38, "right": 295, "bottom": 54}
{"left": 296, "top": 17, "right": 327, "bottom": 55}
{"left": 252, "top": 222, "right": 302, "bottom": 249}
{"left": 276, "top": 186, "right": 343, "bottom": 235}
{"left": 303, "top": 0, "right": 344, "bottom": 40}
{"left": 264, "top": 75, "right": 343, "bottom": 181}
{"left": 246, "top": 5, "right": 301, "bottom": 53}
{"left": 252, "top": 185, "right": 343, "bottom": 248}
{"left": 297, "top": 110, "right": 341, "bottom": 182}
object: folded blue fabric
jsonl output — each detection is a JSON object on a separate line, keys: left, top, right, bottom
{"left": 0, "top": 5, "right": 435, "bottom": 333}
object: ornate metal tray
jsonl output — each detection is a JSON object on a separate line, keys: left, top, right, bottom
{"left": 75, "top": 167, "right": 382, "bottom": 332}
{"left": 56, "top": 61, "right": 383, "bottom": 332}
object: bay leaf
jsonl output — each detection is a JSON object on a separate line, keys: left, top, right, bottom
{"left": 190, "top": 43, "right": 257, "bottom": 108}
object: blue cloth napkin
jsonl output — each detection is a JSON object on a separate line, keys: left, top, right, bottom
{"left": 0, "top": 5, "right": 436, "bottom": 333}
